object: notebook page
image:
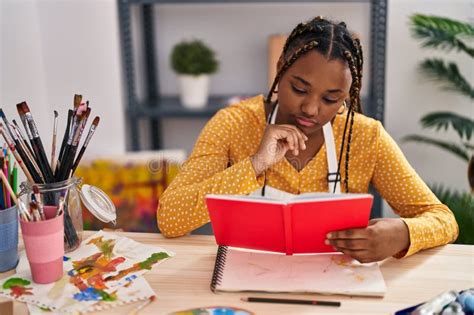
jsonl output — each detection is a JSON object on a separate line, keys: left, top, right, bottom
{"left": 217, "top": 248, "right": 386, "bottom": 297}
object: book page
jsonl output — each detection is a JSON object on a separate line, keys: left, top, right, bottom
{"left": 217, "top": 248, "right": 386, "bottom": 297}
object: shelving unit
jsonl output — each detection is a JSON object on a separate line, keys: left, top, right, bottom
{"left": 117, "top": 0, "right": 388, "bottom": 218}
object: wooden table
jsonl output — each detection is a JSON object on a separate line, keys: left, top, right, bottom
{"left": 1, "top": 231, "right": 473, "bottom": 315}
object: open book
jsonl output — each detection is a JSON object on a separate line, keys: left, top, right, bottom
{"left": 206, "top": 192, "right": 373, "bottom": 255}
{"left": 211, "top": 246, "right": 386, "bottom": 297}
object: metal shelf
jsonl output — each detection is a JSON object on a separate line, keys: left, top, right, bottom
{"left": 117, "top": 0, "right": 387, "bottom": 217}
{"left": 122, "top": 0, "right": 371, "bottom": 4}
{"left": 132, "top": 95, "right": 237, "bottom": 118}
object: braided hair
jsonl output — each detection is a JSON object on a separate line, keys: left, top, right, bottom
{"left": 267, "top": 16, "right": 364, "bottom": 193}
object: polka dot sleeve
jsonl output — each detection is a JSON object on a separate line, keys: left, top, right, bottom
{"left": 157, "top": 109, "right": 264, "bottom": 238}
{"left": 371, "top": 122, "right": 459, "bottom": 257}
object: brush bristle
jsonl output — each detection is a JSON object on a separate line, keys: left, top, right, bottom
{"left": 54, "top": 110, "right": 58, "bottom": 118}
{"left": 74, "top": 94, "right": 82, "bottom": 109}
{"left": 92, "top": 116, "right": 100, "bottom": 126}
{"left": 16, "top": 102, "right": 29, "bottom": 115}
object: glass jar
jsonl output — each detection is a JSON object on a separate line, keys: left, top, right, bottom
{"left": 20, "top": 177, "right": 83, "bottom": 252}
{"left": 20, "top": 177, "right": 117, "bottom": 253}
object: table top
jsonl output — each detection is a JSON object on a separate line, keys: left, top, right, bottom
{"left": 1, "top": 231, "right": 473, "bottom": 315}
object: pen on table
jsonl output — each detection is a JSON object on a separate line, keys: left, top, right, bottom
{"left": 241, "top": 297, "right": 341, "bottom": 307}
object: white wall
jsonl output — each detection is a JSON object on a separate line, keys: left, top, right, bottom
{"left": 0, "top": 0, "right": 126, "bottom": 159}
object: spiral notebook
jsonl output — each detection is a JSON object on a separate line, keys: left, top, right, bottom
{"left": 210, "top": 246, "right": 386, "bottom": 297}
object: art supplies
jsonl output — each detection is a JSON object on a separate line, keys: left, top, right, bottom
{"left": 241, "top": 297, "right": 341, "bottom": 307}
{"left": 0, "top": 95, "right": 107, "bottom": 253}
{"left": 0, "top": 95, "right": 100, "bottom": 185}
{"left": 0, "top": 170, "right": 30, "bottom": 221}
{"left": 206, "top": 192, "right": 373, "bottom": 254}
{"left": 171, "top": 306, "right": 254, "bottom": 315}
{"left": 0, "top": 231, "right": 174, "bottom": 313}
{"left": 51, "top": 110, "right": 58, "bottom": 171}
{"left": 210, "top": 246, "right": 386, "bottom": 297}
{"left": 20, "top": 208, "right": 64, "bottom": 284}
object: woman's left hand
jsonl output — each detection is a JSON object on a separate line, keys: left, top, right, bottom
{"left": 326, "top": 218, "right": 410, "bottom": 263}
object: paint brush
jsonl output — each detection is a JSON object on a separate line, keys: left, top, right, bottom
{"left": 13, "top": 119, "right": 35, "bottom": 159}
{"left": 51, "top": 110, "right": 58, "bottom": 171}
{"left": 57, "top": 106, "right": 89, "bottom": 180}
{"left": 10, "top": 123, "right": 43, "bottom": 180}
{"left": 29, "top": 201, "right": 42, "bottom": 222}
{"left": 17, "top": 102, "right": 55, "bottom": 182}
{"left": 71, "top": 115, "right": 98, "bottom": 176}
{"left": 57, "top": 109, "right": 73, "bottom": 174}
{"left": 0, "top": 124, "right": 34, "bottom": 183}
{"left": 0, "top": 109, "right": 42, "bottom": 183}
{"left": 32, "top": 185, "right": 45, "bottom": 220}
{"left": 0, "top": 170, "right": 31, "bottom": 221}
{"left": 55, "top": 195, "right": 65, "bottom": 217}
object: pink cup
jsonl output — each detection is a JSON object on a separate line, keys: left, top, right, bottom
{"left": 20, "top": 205, "right": 64, "bottom": 284}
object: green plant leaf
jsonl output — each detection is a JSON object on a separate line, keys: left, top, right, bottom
{"left": 410, "top": 14, "right": 474, "bottom": 57}
{"left": 403, "top": 134, "right": 470, "bottom": 161}
{"left": 420, "top": 112, "right": 474, "bottom": 141}
{"left": 420, "top": 59, "right": 474, "bottom": 99}
{"left": 430, "top": 184, "right": 474, "bottom": 245}
{"left": 170, "top": 40, "right": 219, "bottom": 75}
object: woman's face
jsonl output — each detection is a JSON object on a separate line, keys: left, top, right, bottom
{"left": 277, "top": 50, "right": 352, "bottom": 138}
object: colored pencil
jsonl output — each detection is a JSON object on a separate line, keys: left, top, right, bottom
{"left": 0, "top": 170, "right": 31, "bottom": 221}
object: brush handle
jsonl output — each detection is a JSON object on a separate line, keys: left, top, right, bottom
{"left": 13, "top": 139, "right": 43, "bottom": 183}
{"left": 70, "top": 145, "right": 86, "bottom": 176}
{"left": 30, "top": 138, "right": 54, "bottom": 183}
{"left": 58, "top": 110, "right": 73, "bottom": 166}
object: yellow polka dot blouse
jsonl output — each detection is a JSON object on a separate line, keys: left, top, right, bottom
{"left": 157, "top": 95, "right": 458, "bottom": 257}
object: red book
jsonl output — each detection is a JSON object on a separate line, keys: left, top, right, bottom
{"left": 206, "top": 193, "right": 373, "bottom": 255}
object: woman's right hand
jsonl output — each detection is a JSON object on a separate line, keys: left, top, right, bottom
{"left": 250, "top": 124, "right": 308, "bottom": 176}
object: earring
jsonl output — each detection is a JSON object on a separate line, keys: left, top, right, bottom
{"left": 337, "top": 101, "right": 347, "bottom": 115}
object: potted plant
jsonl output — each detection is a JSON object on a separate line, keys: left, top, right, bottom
{"left": 171, "top": 40, "right": 219, "bottom": 109}
{"left": 403, "top": 14, "right": 474, "bottom": 244}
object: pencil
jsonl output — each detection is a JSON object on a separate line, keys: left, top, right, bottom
{"left": 0, "top": 170, "right": 31, "bottom": 221}
{"left": 241, "top": 297, "right": 341, "bottom": 307}
{"left": 3, "top": 153, "right": 10, "bottom": 208}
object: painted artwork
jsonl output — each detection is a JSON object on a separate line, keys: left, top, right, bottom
{"left": 0, "top": 231, "right": 174, "bottom": 313}
{"left": 76, "top": 150, "right": 185, "bottom": 232}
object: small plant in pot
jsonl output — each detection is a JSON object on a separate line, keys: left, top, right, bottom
{"left": 171, "top": 40, "right": 219, "bottom": 109}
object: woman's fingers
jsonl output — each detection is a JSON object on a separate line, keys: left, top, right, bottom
{"left": 280, "top": 125, "right": 307, "bottom": 153}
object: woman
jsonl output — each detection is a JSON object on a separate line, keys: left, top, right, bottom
{"left": 157, "top": 16, "right": 458, "bottom": 263}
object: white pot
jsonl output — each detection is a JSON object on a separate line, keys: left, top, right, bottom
{"left": 178, "top": 74, "right": 210, "bottom": 109}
